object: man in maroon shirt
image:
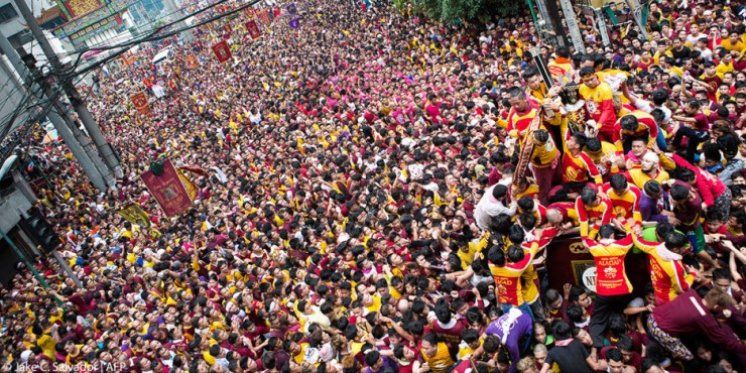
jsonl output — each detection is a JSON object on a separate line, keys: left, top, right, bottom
{"left": 646, "top": 288, "right": 746, "bottom": 368}
{"left": 670, "top": 100, "right": 711, "bottom": 162}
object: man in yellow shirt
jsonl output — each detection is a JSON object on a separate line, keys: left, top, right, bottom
{"left": 416, "top": 333, "right": 455, "bottom": 373}
{"left": 720, "top": 32, "right": 745, "bottom": 53}
{"left": 715, "top": 49, "right": 735, "bottom": 78}
{"left": 579, "top": 67, "right": 618, "bottom": 142}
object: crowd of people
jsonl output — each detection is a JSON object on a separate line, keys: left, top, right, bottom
{"left": 1, "top": 0, "right": 746, "bottom": 371}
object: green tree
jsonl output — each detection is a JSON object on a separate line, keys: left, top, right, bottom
{"left": 409, "top": 0, "right": 523, "bottom": 23}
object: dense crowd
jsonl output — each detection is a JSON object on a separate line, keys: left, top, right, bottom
{"left": 1, "top": 0, "right": 746, "bottom": 371}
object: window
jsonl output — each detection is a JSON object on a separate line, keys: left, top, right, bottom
{"left": 0, "top": 3, "right": 18, "bottom": 23}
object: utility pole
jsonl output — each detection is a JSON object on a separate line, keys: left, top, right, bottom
{"left": 624, "top": 0, "right": 648, "bottom": 40}
{"left": 0, "top": 31, "right": 108, "bottom": 191}
{"left": 558, "top": 0, "right": 586, "bottom": 55}
{"left": 13, "top": 0, "right": 123, "bottom": 184}
{"left": 594, "top": 7, "right": 611, "bottom": 47}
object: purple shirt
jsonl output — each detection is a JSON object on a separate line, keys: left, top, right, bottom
{"left": 485, "top": 309, "right": 533, "bottom": 373}
{"left": 640, "top": 191, "right": 669, "bottom": 224}
{"left": 365, "top": 356, "right": 398, "bottom": 373}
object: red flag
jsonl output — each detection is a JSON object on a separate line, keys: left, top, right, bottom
{"left": 140, "top": 159, "right": 194, "bottom": 217}
{"left": 211, "top": 40, "right": 232, "bottom": 63}
{"left": 142, "top": 76, "right": 154, "bottom": 89}
{"left": 245, "top": 20, "right": 261, "bottom": 39}
{"left": 131, "top": 92, "right": 150, "bottom": 116}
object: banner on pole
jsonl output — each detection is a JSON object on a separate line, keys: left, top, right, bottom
{"left": 286, "top": 2, "right": 297, "bottom": 14}
{"left": 245, "top": 20, "right": 261, "bottom": 39}
{"left": 212, "top": 40, "right": 232, "bottom": 63}
{"left": 119, "top": 203, "right": 151, "bottom": 228}
{"left": 289, "top": 17, "right": 300, "bottom": 29}
{"left": 140, "top": 159, "right": 194, "bottom": 217}
{"left": 130, "top": 92, "right": 150, "bottom": 115}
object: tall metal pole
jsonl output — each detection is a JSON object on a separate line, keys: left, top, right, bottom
{"left": 0, "top": 31, "right": 108, "bottom": 191}
{"left": 558, "top": 0, "right": 586, "bottom": 54}
{"left": 625, "top": 0, "right": 648, "bottom": 40}
{"left": 594, "top": 8, "right": 611, "bottom": 47}
{"left": 13, "top": 0, "right": 122, "bottom": 184}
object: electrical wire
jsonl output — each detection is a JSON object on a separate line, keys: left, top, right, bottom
{"left": 61, "top": 0, "right": 240, "bottom": 76}
{"left": 67, "top": 0, "right": 266, "bottom": 78}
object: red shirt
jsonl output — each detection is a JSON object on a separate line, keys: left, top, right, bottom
{"left": 583, "top": 236, "right": 634, "bottom": 296}
{"left": 561, "top": 151, "right": 603, "bottom": 185}
{"left": 672, "top": 154, "right": 726, "bottom": 207}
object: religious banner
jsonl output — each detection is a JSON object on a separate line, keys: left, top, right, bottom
{"left": 258, "top": 9, "right": 270, "bottom": 24}
{"left": 142, "top": 76, "right": 154, "bottom": 89}
{"left": 186, "top": 54, "right": 199, "bottom": 69}
{"left": 177, "top": 169, "right": 198, "bottom": 200}
{"left": 130, "top": 92, "right": 150, "bottom": 115}
{"left": 212, "top": 40, "right": 232, "bottom": 63}
{"left": 289, "top": 17, "right": 300, "bottom": 29}
{"left": 223, "top": 23, "right": 233, "bottom": 39}
{"left": 118, "top": 203, "right": 151, "bottom": 228}
{"left": 286, "top": 2, "right": 297, "bottom": 15}
{"left": 245, "top": 20, "right": 261, "bottom": 39}
{"left": 140, "top": 159, "right": 194, "bottom": 217}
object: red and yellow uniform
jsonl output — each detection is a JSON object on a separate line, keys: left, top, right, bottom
{"left": 602, "top": 183, "right": 642, "bottom": 225}
{"left": 521, "top": 228, "right": 560, "bottom": 304}
{"left": 586, "top": 141, "right": 623, "bottom": 176}
{"left": 512, "top": 183, "right": 539, "bottom": 201}
{"left": 528, "top": 83, "right": 549, "bottom": 102}
{"left": 625, "top": 168, "right": 670, "bottom": 190}
{"left": 561, "top": 151, "right": 603, "bottom": 186}
{"left": 575, "top": 195, "right": 613, "bottom": 238}
{"left": 547, "top": 57, "right": 574, "bottom": 84}
{"left": 421, "top": 342, "right": 455, "bottom": 372}
{"left": 614, "top": 110, "right": 659, "bottom": 149}
{"left": 506, "top": 104, "right": 542, "bottom": 140}
{"left": 489, "top": 242, "right": 540, "bottom": 306}
{"left": 632, "top": 234, "right": 693, "bottom": 305}
{"left": 579, "top": 79, "right": 617, "bottom": 141}
{"left": 546, "top": 201, "right": 579, "bottom": 223}
{"left": 582, "top": 236, "right": 634, "bottom": 296}
{"left": 530, "top": 138, "right": 560, "bottom": 168}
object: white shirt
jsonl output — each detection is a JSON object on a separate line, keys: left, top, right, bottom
{"left": 474, "top": 183, "right": 517, "bottom": 231}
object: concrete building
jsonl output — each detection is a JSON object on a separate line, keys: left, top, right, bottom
{"left": 0, "top": 155, "right": 46, "bottom": 287}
